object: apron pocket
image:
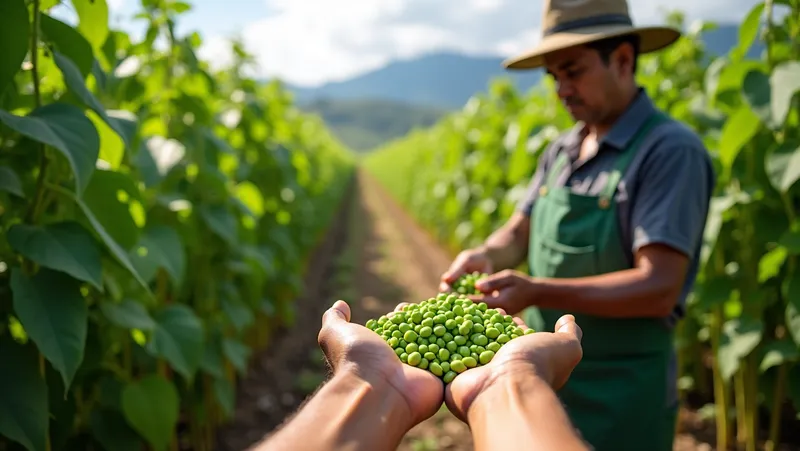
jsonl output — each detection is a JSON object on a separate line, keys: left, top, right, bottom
{"left": 534, "top": 238, "right": 597, "bottom": 278}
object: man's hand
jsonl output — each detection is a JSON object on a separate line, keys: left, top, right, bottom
{"left": 444, "top": 313, "right": 583, "bottom": 422}
{"left": 317, "top": 300, "right": 444, "bottom": 428}
{"left": 472, "top": 269, "right": 537, "bottom": 315}
{"left": 440, "top": 248, "right": 494, "bottom": 292}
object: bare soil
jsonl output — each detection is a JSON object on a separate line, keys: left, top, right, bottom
{"left": 215, "top": 170, "right": 799, "bottom": 451}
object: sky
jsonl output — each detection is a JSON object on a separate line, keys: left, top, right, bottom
{"left": 52, "top": 0, "right": 763, "bottom": 87}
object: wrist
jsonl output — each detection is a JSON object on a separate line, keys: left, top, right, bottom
{"left": 334, "top": 365, "right": 416, "bottom": 430}
{"left": 466, "top": 364, "right": 546, "bottom": 422}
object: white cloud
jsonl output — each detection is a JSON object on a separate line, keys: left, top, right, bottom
{"left": 197, "top": 0, "right": 762, "bottom": 86}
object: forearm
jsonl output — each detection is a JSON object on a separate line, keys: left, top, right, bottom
{"left": 255, "top": 371, "right": 412, "bottom": 451}
{"left": 468, "top": 374, "right": 589, "bottom": 451}
{"left": 533, "top": 267, "right": 679, "bottom": 318}
{"left": 480, "top": 213, "right": 530, "bottom": 271}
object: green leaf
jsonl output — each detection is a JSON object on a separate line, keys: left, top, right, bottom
{"left": 213, "top": 376, "right": 235, "bottom": 418}
{"left": 0, "top": 104, "right": 99, "bottom": 196}
{"left": 765, "top": 141, "right": 800, "bottom": 193}
{"left": 129, "top": 225, "right": 186, "bottom": 287}
{"left": 718, "top": 106, "right": 761, "bottom": 172}
{"left": 147, "top": 305, "right": 204, "bottom": 382}
{"left": 0, "top": 339, "right": 49, "bottom": 451}
{"left": 51, "top": 184, "right": 152, "bottom": 298}
{"left": 770, "top": 61, "right": 800, "bottom": 128}
{"left": 7, "top": 221, "right": 103, "bottom": 290}
{"left": 0, "top": 0, "right": 29, "bottom": 97}
{"left": 222, "top": 338, "right": 251, "bottom": 375}
{"left": 199, "top": 204, "right": 238, "bottom": 245}
{"left": 81, "top": 169, "right": 142, "bottom": 250}
{"left": 759, "top": 339, "right": 799, "bottom": 372}
{"left": 718, "top": 317, "right": 763, "bottom": 380}
{"left": 100, "top": 299, "right": 156, "bottom": 331}
{"left": 73, "top": 0, "right": 110, "bottom": 53}
{"left": 40, "top": 14, "right": 94, "bottom": 78}
{"left": 0, "top": 166, "right": 24, "bottom": 197}
{"left": 53, "top": 52, "right": 133, "bottom": 149}
{"left": 788, "top": 303, "right": 800, "bottom": 347}
{"left": 731, "top": 3, "right": 764, "bottom": 61}
{"left": 10, "top": 268, "right": 88, "bottom": 394}
{"left": 90, "top": 409, "right": 143, "bottom": 451}
{"left": 758, "top": 246, "right": 787, "bottom": 282}
{"left": 121, "top": 375, "right": 179, "bottom": 451}
{"left": 742, "top": 69, "right": 771, "bottom": 125}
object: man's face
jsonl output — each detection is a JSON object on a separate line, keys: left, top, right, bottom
{"left": 543, "top": 43, "right": 633, "bottom": 125}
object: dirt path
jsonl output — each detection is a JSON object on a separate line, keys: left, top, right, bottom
{"left": 216, "top": 169, "right": 798, "bottom": 451}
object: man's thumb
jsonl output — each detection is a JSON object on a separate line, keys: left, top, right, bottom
{"left": 322, "top": 300, "right": 351, "bottom": 327}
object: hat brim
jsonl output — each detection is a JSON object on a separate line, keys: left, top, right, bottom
{"left": 502, "top": 24, "right": 681, "bottom": 70}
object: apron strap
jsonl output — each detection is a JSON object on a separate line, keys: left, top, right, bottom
{"left": 544, "top": 151, "right": 570, "bottom": 189}
{"left": 598, "top": 111, "right": 670, "bottom": 203}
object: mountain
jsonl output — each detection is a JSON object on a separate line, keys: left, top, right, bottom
{"left": 301, "top": 98, "right": 447, "bottom": 152}
{"left": 288, "top": 23, "right": 761, "bottom": 110}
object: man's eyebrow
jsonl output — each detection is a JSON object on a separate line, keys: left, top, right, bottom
{"left": 545, "top": 59, "right": 577, "bottom": 76}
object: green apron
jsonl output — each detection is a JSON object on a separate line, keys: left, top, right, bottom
{"left": 522, "top": 111, "right": 677, "bottom": 451}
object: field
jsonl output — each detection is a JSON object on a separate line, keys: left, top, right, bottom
{"left": 1, "top": 0, "right": 800, "bottom": 450}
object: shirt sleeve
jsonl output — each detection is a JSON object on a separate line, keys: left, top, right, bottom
{"left": 630, "top": 142, "right": 716, "bottom": 258}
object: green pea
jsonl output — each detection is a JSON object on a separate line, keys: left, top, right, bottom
{"left": 439, "top": 348, "right": 450, "bottom": 360}
{"left": 487, "top": 342, "right": 501, "bottom": 353}
{"left": 525, "top": 329, "right": 536, "bottom": 335}
{"left": 404, "top": 330, "right": 419, "bottom": 343}
{"left": 430, "top": 362, "right": 443, "bottom": 376}
{"left": 378, "top": 315, "right": 389, "bottom": 324}
{"left": 473, "top": 323, "right": 485, "bottom": 333}
{"left": 388, "top": 337, "right": 399, "bottom": 347}
{"left": 437, "top": 338, "right": 447, "bottom": 348}
{"left": 445, "top": 319, "right": 457, "bottom": 329}
{"left": 422, "top": 318, "right": 434, "bottom": 327}
{"left": 434, "top": 325, "right": 447, "bottom": 337}
{"left": 406, "top": 343, "right": 418, "bottom": 353}
{"left": 470, "top": 344, "right": 478, "bottom": 352}
{"left": 450, "top": 360, "right": 467, "bottom": 373}
{"left": 453, "top": 305, "right": 465, "bottom": 316}
{"left": 395, "top": 347, "right": 404, "bottom": 356}
{"left": 511, "top": 334, "right": 520, "bottom": 339}
{"left": 400, "top": 353, "right": 408, "bottom": 363}
{"left": 494, "top": 322, "right": 505, "bottom": 331}
{"left": 443, "top": 332, "right": 454, "bottom": 342}
{"left": 443, "top": 371, "right": 457, "bottom": 383}
{"left": 424, "top": 352, "right": 436, "bottom": 361}
{"left": 414, "top": 325, "right": 422, "bottom": 334}
{"left": 411, "top": 311, "right": 423, "bottom": 323}
{"left": 446, "top": 341, "right": 458, "bottom": 352}
{"left": 423, "top": 312, "right": 435, "bottom": 319}
{"left": 490, "top": 314, "right": 503, "bottom": 323}
{"left": 440, "top": 362, "right": 451, "bottom": 373}
{"left": 391, "top": 315, "right": 403, "bottom": 324}
{"left": 419, "top": 326, "right": 433, "bottom": 338}
{"left": 392, "top": 330, "right": 403, "bottom": 339}
{"left": 462, "top": 356, "right": 478, "bottom": 368}
{"left": 366, "top": 319, "right": 377, "bottom": 329}
{"left": 486, "top": 327, "right": 500, "bottom": 339}
{"left": 458, "top": 321, "right": 473, "bottom": 336}
{"left": 408, "top": 352, "right": 422, "bottom": 366}
{"left": 471, "top": 352, "right": 480, "bottom": 361}
{"left": 399, "top": 339, "right": 407, "bottom": 348}
{"left": 478, "top": 302, "right": 488, "bottom": 311}
{"left": 504, "top": 315, "right": 513, "bottom": 323}
{"left": 454, "top": 335, "right": 467, "bottom": 345}
{"left": 473, "top": 334, "right": 488, "bottom": 346}
{"left": 428, "top": 343, "right": 439, "bottom": 353}
{"left": 458, "top": 346, "right": 470, "bottom": 357}
{"left": 479, "top": 350, "right": 495, "bottom": 364}
{"left": 418, "top": 344, "right": 429, "bottom": 354}
{"left": 497, "top": 334, "right": 511, "bottom": 344}
{"left": 434, "top": 314, "right": 447, "bottom": 324}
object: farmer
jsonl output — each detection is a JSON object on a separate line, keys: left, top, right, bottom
{"left": 439, "top": 0, "right": 715, "bottom": 450}
{"left": 258, "top": 300, "right": 589, "bottom": 451}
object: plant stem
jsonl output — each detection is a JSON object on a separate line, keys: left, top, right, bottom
{"left": 765, "top": 363, "right": 787, "bottom": 451}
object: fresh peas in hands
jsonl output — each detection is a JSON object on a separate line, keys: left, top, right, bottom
{"left": 451, "top": 271, "right": 489, "bottom": 295}
{"left": 364, "top": 293, "right": 535, "bottom": 383}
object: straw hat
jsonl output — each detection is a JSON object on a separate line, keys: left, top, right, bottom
{"left": 503, "top": 0, "right": 682, "bottom": 69}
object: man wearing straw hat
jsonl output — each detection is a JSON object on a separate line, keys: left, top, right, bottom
{"left": 439, "top": 0, "right": 716, "bottom": 449}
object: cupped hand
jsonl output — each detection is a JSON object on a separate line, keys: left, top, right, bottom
{"left": 469, "top": 269, "right": 536, "bottom": 315}
{"left": 440, "top": 248, "right": 494, "bottom": 292}
{"left": 317, "top": 300, "right": 444, "bottom": 426}
{"left": 444, "top": 313, "right": 583, "bottom": 422}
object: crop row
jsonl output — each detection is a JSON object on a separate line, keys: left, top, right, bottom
{"left": 0, "top": 1, "right": 354, "bottom": 450}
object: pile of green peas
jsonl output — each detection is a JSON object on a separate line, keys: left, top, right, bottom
{"left": 365, "top": 292, "right": 534, "bottom": 383}
{"left": 452, "top": 271, "right": 489, "bottom": 295}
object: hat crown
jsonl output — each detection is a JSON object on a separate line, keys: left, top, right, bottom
{"left": 542, "top": 0, "right": 632, "bottom": 36}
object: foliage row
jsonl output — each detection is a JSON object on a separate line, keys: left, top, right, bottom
{"left": 0, "top": 0, "right": 354, "bottom": 450}
{"left": 364, "top": 5, "right": 800, "bottom": 450}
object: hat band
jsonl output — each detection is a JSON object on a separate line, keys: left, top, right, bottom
{"left": 543, "top": 13, "right": 632, "bottom": 36}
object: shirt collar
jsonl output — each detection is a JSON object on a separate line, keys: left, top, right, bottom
{"left": 560, "top": 87, "right": 657, "bottom": 153}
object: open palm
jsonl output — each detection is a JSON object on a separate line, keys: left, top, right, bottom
{"left": 445, "top": 314, "right": 584, "bottom": 422}
{"left": 318, "top": 301, "right": 444, "bottom": 426}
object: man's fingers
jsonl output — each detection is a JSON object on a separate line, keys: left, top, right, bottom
{"left": 475, "top": 272, "right": 513, "bottom": 293}
{"left": 554, "top": 314, "right": 582, "bottom": 342}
